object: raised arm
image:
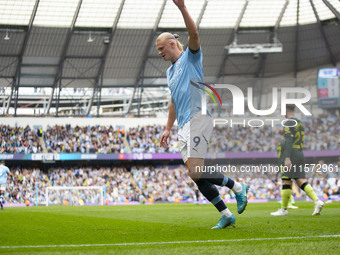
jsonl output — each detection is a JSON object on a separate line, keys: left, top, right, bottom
{"left": 173, "top": 0, "right": 200, "bottom": 51}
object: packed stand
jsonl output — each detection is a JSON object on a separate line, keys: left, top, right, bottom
{"left": 43, "top": 125, "right": 127, "bottom": 153}
{"left": 303, "top": 114, "right": 340, "bottom": 150}
{"left": 47, "top": 166, "right": 140, "bottom": 205}
{"left": 125, "top": 115, "right": 340, "bottom": 153}
{"left": 1, "top": 115, "right": 339, "bottom": 154}
{"left": 127, "top": 125, "right": 179, "bottom": 153}
{"left": 5, "top": 166, "right": 141, "bottom": 205}
{"left": 209, "top": 115, "right": 340, "bottom": 152}
{"left": 209, "top": 125, "right": 281, "bottom": 153}
{"left": 0, "top": 125, "right": 43, "bottom": 153}
{"left": 6, "top": 167, "right": 49, "bottom": 205}
{"left": 4, "top": 163, "right": 339, "bottom": 205}
{"left": 131, "top": 165, "right": 195, "bottom": 202}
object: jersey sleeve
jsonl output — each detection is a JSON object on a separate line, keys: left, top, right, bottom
{"left": 188, "top": 46, "right": 202, "bottom": 62}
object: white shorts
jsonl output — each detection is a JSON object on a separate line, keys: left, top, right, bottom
{"left": 178, "top": 112, "right": 213, "bottom": 163}
{"left": 0, "top": 184, "right": 6, "bottom": 191}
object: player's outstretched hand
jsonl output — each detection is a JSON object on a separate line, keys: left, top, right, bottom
{"left": 160, "top": 130, "right": 170, "bottom": 148}
{"left": 173, "top": 0, "right": 185, "bottom": 9}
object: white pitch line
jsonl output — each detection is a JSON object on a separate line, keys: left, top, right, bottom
{"left": 1, "top": 235, "right": 340, "bottom": 249}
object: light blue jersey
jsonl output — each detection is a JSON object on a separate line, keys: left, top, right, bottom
{"left": 166, "top": 47, "right": 203, "bottom": 129}
{"left": 0, "top": 165, "right": 10, "bottom": 185}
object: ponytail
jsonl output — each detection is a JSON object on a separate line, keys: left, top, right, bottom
{"left": 173, "top": 34, "right": 183, "bottom": 52}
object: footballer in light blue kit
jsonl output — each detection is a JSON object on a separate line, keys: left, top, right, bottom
{"left": 0, "top": 161, "right": 11, "bottom": 210}
{"left": 157, "top": 0, "right": 248, "bottom": 229}
{"left": 166, "top": 45, "right": 203, "bottom": 129}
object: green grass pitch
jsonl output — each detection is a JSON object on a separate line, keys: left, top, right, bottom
{"left": 0, "top": 201, "right": 339, "bottom": 254}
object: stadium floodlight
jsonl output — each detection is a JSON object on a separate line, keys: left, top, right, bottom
{"left": 225, "top": 42, "right": 283, "bottom": 55}
{"left": 46, "top": 186, "right": 104, "bottom": 206}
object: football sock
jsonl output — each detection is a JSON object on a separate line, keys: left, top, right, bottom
{"left": 289, "top": 194, "right": 295, "bottom": 204}
{"left": 301, "top": 182, "right": 318, "bottom": 202}
{"left": 220, "top": 208, "right": 233, "bottom": 217}
{"left": 221, "top": 177, "right": 242, "bottom": 193}
{"left": 230, "top": 181, "right": 242, "bottom": 194}
{"left": 281, "top": 185, "right": 291, "bottom": 210}
{"left": 200, "top": 170, "right": 227, "bottom": 186}
{"left": 195, "top": 179, "right": 227, "bottom": 212}
{"left": 200, "top": 171, "right": 243, "bottom": 193}
{"left": 0, "top": 193, "right": 4, "bottom": 204}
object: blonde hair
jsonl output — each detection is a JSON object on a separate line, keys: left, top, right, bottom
{"left": 156, "top": 32, "right": 183, "bottom": 52}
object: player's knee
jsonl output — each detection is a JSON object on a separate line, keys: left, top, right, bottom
{"left": 299, "top": 181, "right": 309, "bottom": 190}
{"left": 194, "top": 178, "right": 205, "bottom": 187}
{"left": 190, "top": 176, "right": 200, "bottom": 182}
{"left": 188, "top": 166, "right": 203, "bottom": 180}
{"left": 282, "top": 179, "right": 292, "bottom": 185}
{"left": 282, "top": 184, "right": 291, "bottom": 190}
{"left": 295, "top": 178, "right": 307, "bottom": 187}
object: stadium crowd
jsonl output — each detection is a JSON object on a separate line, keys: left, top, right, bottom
{"left": 1, "top": 115, "right": 338, "bottom": 154}
{"left": 0, "top": 124, "right": 43, "bottom": 154}
{"left": 210, "top": 115, "right": 340, "bottom": 152}
{"left": 127, "top": 125, "right": 179, "bottom": 153}
{"left": 131, "top": 165, "right": 195, "bottom": 202}
{"left": 43, "top": 125, "right": 127, "bottom": 153}
{"left": 47, "top": 166, "right": 139, "bottom": 205}
{"left": 6, "top": 166, "right": 140, "bottom": 205}
{"left": 1, "top": 115, "right": 339, "bottom": 206}
{"left": 209, "top": 125, "right": 281, "bottom": 152}
{"left": 4, "top": 163, "right": 339, "bottom": 206}
{"left": 303, "top": 115, "right": 340, "bottom": 151}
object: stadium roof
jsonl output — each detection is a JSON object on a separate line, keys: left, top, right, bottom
{"left": 1, "top": 0, "right": 339, "bottom": 28}
{"left": 0, "top": 0, "right": 339, "bottom": 115}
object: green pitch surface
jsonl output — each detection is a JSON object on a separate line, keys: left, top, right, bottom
{"left": 1, "top": 202, "right": 340, "bottom": 254}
